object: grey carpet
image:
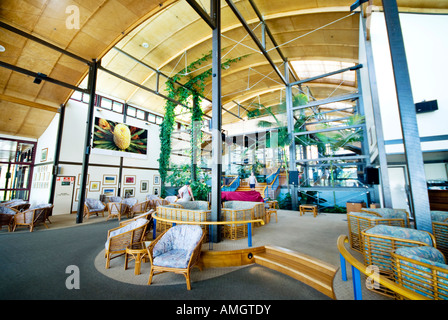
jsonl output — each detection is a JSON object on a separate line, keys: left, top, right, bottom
{"left": 0, "top": 220, "right": 330, "bottom": 301}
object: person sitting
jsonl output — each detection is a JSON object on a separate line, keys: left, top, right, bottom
{"left": 178, "top": 182, "right": 195, "bottom": 201}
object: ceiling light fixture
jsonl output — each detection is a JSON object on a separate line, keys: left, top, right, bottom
{"left": 0, "top": 45, "right": 5, "bottom": 52}
{"left": 141, "top": 43, "right": 149, "bottom": 48}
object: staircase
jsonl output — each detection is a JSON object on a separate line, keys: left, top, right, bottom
{"left": 254, "top": 245, "right": 338, "bottom": 299}
{"left": 236, "top": 182, "right": 267, "bottom": 195}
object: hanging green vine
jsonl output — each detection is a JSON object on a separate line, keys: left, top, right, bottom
{"left": 158, "top": 50, "right": 249, "bottom": 197}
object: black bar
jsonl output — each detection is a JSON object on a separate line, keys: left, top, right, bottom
{"left": 0, "top": 60, "right": 88, "bottom": 94}
{"left": 0, "top": 21, "right": 91, "bottom": 66}
{"left": 210, "top": 0, "right": 222, "bottom": 243}
{"left": 76, "top": 60, "right": 99, "bottom": 223}
{"left": 225, "top": 0, "right": 287, "bottom": 85}
{"left": 48, "top": 104, "right": 66, "bottom": 204}
{"left": 186, "top": 0, "right": 216, "bottom": 29}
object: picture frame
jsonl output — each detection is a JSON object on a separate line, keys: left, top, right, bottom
{"left": 41, "top": 148, "right": 48, "bottom": 162}
{"left": 140, "top": 180, "right": 149, "bottom": 193}
{"left": 89, "top": 181, "right": 101, "bottom": 192}
{"left": 124, "top": 175, "right": 136, "bottom": 185}
{"left": 153, "top": 186, "right": 160, "bottom": 196}
{"left": 153, "top": 175, "right": 160, "bottom": 185}
{"left": 123, "top": 187, "right": 135, "bottom": 198}
{"left": 78, "top": 173, "right": 89, "bottom": 185}
{"left": 103, "top": 174, "right": 117, "bottom": 185}
{"left": 101, "top": 187, "right": 116, "bottom": 197}
{"left": 75, "top": 187, "right": 88, "bottom": 201}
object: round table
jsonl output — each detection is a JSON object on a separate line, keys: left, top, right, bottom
{"left": 125, "top": 242, "right": 148, "bottom": 275}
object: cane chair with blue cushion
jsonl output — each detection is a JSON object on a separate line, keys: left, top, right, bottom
{"left": 147, "top": 224, "right": 205, "bottom": 290}
{"left": 361, "top": 208, "right": 411, "bottom": 227}
{"left": 361, "top": 225, "right": 436, "bottom": 298}
{"left": 0, "top": 206, "right": 18, "bottom": 231}
{"left": 105, "top": 218, "right": 149, "bottom": 269}
{"left": 13, "top": 205, "right": 53, "bottom": 232}
{"left": 84, "top": 198, "right": 106, "bottom": 219}
{"left": 106, "top": 202, "right": 126, "bottom": 221}
{"left": 121, "top": 198, "right": 138, "bottom": 218}
{"left": 347, "top": 211, "right": 406, "bottom": 252}
{"left": 431, "top": 211, "right": 448, "bottom": 259}
{"left": 392, "top": 246, "right": 448, "bottom": 300}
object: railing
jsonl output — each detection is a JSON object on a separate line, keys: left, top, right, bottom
{"left": 264, "top": 168, "right": 280, "bottom": 199}
{"left": 152, "top": 213, "right": 264, "bottom": 249}
{"left": 337, "top": 235, "right": 428, "bottom": 300}
{"left": 222, "top": 175, "right": 240, "bottom": 192}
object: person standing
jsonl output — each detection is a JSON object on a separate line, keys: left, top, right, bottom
{"left": 248, "top": 172, "right": 257, "bottom": 191}
{"left": 178, "top": 182, "right": 195, "bottom": 201}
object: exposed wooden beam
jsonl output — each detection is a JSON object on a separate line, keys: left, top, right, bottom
{"left": 0, "top": 94, "right": 59, "bottom": 112}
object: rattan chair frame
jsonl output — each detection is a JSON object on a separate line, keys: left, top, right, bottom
{"left": 361, "top": 208, "right": 410, "bottom": 227}
{"left": 105, "top": 220, "right": 149, "bottom": 269}
{"left": 432, "top": 221, "right": 448, "bottom": 259}
{"left": 361, "top": 226, "right": 436, "bottom": 298}
{"left": 146, "top": 228, "right": 205, "bottom": 290}
{"left": 0, "top": 207, "right": 19, "bottom": 232}
{"left": 392, "top": 250, "right": 448, "bottom": 300}
{"left": 83, "top": 201, "right": 106, "bottom": 219}
{"left": 347, "top": 212, "right": 406, "bottom": 252}
{"left": 107, "top": 202, "right": 126, "bottom": 221}
{"left": 13, "top": 205, "right": 53, "bottom": 232}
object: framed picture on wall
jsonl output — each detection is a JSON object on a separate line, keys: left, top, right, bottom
{"left": 89, "top": 181, "right": 101, "bottom": 192}
{"left": 140, "top": 180, "right": 149, "bottom": 193}
{"left": 78, "top": 173, "right": 90, "bottom": 185}
{"left": 103, "top": 175, "right": 117, "bottom": 185}
{"left": 153, "top": 186, "right": 160, "bottom": 196}
{"left": 75, "top": 187, "right": 88, "bottom": 201}
{"left": 40, "top": 148, "right": 48, "bottom": 162}
{"left": 124, "top": 175, "right": 136, "bottom": 185}
{"left": 123, "top": 187, "right": 135, "bottom": 198}
{"left": 153, "top": 175, "right": 160, "bottom": 185}
{"left": 102, "top": 187, "right": 116, "bottom": 197}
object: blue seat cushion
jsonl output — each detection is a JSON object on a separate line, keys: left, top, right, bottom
{"left": 153, "top": 249, "right": 191, "bottom": 269}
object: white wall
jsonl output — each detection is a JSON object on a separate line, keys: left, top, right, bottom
{"left": 30, "top": 99, "right": 162, "bottom": 214}
{"left": 370, "top": 13, "right": 448, "bottom": 152}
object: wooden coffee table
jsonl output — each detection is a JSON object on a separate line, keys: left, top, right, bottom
{"left": 125, "top": 242, "right": 148, "bottom": 275}
{"left": 299, "top": 204, "right": 318, "bottom": 218}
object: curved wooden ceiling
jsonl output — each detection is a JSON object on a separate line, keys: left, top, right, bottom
{"left": 0, "top": 0, "right": 447, "bottom": 138}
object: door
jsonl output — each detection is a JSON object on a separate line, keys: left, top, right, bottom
{"left": 53, "top": 176, "right": 75, "bottom": 215}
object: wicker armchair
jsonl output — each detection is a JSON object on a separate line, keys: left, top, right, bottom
{"left": 361, "top": 208, "right": 410, "bottom": 227}
{"left": 104, "top": 218, "right": 149, "bottom": 269}
{"left": 147, "top": 224, "right": 205, "bottom": 290}
{"left": 347, "top": 211, "right": 406, "bottom": 252}
{"left": 13, "top": 205, "right": 53, "bottom": 232}
{"left": 127, "top": 200, "right": 150, "bottom": 217}
{"left": 392, "top": 246, "right": 448, "bottom": 300}
{"left": 361, "top": 225, "right": 436, "bottom": 298}
{"left": 121, "top": 198, "right": 138, "bottom": 218}
{"left": 0, "top": 206, "right": 19, "bottom": 231}
{"left": 431, "top": 211, "right": 448, "bottom": 259}
{"left": 119, "top": 210, "right": 154, "bottom": 239}
{"left": 147, "top": 199, "right": 169, "bottom": 211}
{"left": 84, "top": 198, "right": 106, "bottom": 219}
{"left": 106, "top": 202, "right": 127, "bottom": 221}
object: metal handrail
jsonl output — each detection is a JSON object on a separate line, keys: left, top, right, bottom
{"left": 337, "top": 235, "right": 429, "bottom": 300}
{"left": 152, "top": 213, "right": 264, "bottom": 248}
